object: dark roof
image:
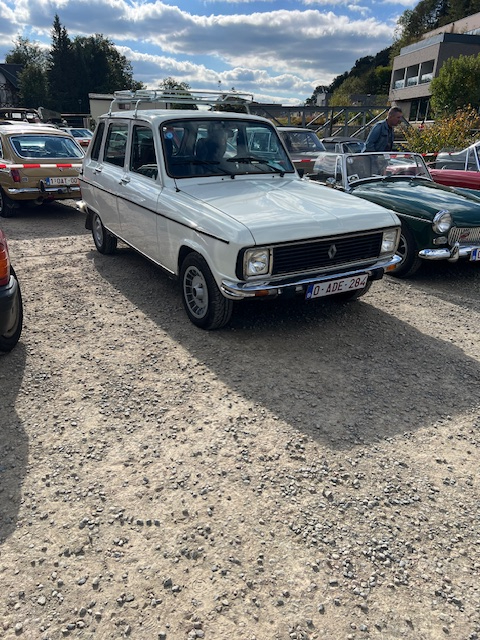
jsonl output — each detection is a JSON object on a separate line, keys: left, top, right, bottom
{"left": 0, "top": 64, "right": 23, "bottom": 89}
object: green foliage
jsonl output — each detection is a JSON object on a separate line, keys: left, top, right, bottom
{"left": 402, "top": 107, "right": 479, "bottom": 153}
{"left": 157, "top": 77, "right": 197, "bottom": 110}
{"left": 5, "top": 15, "right": 144, "bottom": 113}
{"left": 430, "top": 53, "right": 480, "bottom": 115}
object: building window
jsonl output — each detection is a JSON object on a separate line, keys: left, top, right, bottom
{"left": 409, "top": 98, "right": 431, "bottom": 122}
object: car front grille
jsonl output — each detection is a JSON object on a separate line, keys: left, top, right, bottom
{"left": 448, "top": 227, "right": 480, "bottom": 244}
{"left": 272, "top": 231, "right": 384, "bottom": 276}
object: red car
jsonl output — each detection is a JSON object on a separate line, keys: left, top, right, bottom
{"left": 429, "top": 142, "right": 480, "bottom": 189}
{"left": 0, "top": 229, "right": 23, "bottom": 351}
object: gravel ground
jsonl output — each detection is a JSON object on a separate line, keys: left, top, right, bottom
{"left": 1, "top": 200, "right": 480, "bottom": 640}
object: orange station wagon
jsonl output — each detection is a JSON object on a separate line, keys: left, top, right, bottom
{"left": 0, "top": 124, "right": 84, "bottom": 217}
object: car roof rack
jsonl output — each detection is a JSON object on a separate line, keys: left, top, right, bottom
{"left": 109, "top": 88, "right": 255, "bottom": 115}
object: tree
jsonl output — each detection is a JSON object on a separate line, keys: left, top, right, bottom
{"left": 402, "top": 107, "right": 479, "bottom": 153}
{"left": 158, "top": 77, "right": 197, "bottom": 110}
{"left": 47, "top": 15, "right": 78, "bottom": 111}
{"left": 430, "top": 53, "right": 480, "bottom": 116}
{"left": 5, "top": 37, "right": 49, "bottom": 108}
{"left": 5, "top": 36, "right": 47, "bottom": 67}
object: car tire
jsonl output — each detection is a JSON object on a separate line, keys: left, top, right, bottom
{"left": 389, "top": 224, "right": 422, "bottom": 278}
{"left": 180, "top": 253, "right": 233, "bottom": 330}
{"left": 0, "top": 268, "right": 23, "bottom": 352}
{"left": 0, "top": 190, "right": 16, "bottom": 218}
{"left": 92, "top": 213, "right": 117, "bottom": 254}
{"left": 333, "top": 281, "right": 372, "bottom": 301}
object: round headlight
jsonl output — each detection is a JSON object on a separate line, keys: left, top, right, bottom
{"left": 432, "top": 210, "right": 452, "bottom": 233}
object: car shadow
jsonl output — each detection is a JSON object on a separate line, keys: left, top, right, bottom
{"left": 387, "top": 260, "right": 480, "bottom": 313}
{"left": 0, "top": 343, "right": 28, "bottom": 543}
{"left": 0, "top": 201, "right": 87, "bottom": 241}
{"left": 88, "top": 246, "right": 480, "bottom": 451}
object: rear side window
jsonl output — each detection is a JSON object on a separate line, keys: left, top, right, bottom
{"left": 104, "top": 123, "right": 129, "bottom": 167}
{"left": 90, "top": 122, "right": 105, "bottom": 161}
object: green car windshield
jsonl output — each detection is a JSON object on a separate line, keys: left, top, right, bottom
{"left": 345, "top": 153, "right": 430, "bottom": 184}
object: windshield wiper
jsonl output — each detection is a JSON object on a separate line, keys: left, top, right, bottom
{"left": 227, "top": 156, "right": 286, "bottom": 176}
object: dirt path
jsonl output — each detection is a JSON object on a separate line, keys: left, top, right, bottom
{"left": 1, "top": 201, "right": 480, "bottom": 639}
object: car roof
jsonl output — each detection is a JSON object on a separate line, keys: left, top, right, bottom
{"left": 321, "top": 136, "right": 364, "bottom": 143}
{"left": 0, "top": 123, "right": 67, "bottom": 135}
{"left": 100, "top": 109, "right": 273, "bottom": 127}
{"left": 277, "top": 126, "right": 316, "bottom": 132}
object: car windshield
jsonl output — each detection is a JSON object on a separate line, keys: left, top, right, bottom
{"left": 162, "top": 118, "right": 295, "bottom": 178}
{"left": 345, "top": 153, "right": 430, "bottom": 182}
{"left": 280, "top": 130, "right": 324, "bottom": 154}
{"left": 9, "top": 134, "right": 84, "bottom": 159}
{"left": 69, "top": 129, "right": 92, "bottom": 138}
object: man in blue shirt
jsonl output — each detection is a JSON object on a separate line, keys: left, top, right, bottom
{"left": 365, "top": 107, "right": 403, "bottom": 152}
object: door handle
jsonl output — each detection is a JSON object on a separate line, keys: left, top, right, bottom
{"left": 120, "top": 176, "right": 130, "bottom": 184}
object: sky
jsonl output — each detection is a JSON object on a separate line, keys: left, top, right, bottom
{"left": 0, "top": 0, "right": 418, "bottom": 105}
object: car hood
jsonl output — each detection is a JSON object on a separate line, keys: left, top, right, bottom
{"left": 351, "top": 177, "right": 480, "bottom": 226}
{"left": 179, "top": 177, "right": 399, "bottom": 244}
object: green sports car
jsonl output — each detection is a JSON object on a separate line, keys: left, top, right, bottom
{"left": 312, "top": 151, "right": 480, "bottom": 277}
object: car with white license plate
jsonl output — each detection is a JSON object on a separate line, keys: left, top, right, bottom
{"left": 0, "top": 228, "right": 23, "bottom": 352}
{"left": 0, "top": 124, "right": 84, "bottom": 217}
{"left": 79, "top": 89, "right": 401, "bottom": 329}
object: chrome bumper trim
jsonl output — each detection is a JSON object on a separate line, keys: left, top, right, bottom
{"left": 7, "top": 186, "right": 81, "bottom": 196}
{"left": 418, "top": 242, "right": 479, "bottom": 262}
{"left": 221, "top": 254, "right": 401, "bottom": 300}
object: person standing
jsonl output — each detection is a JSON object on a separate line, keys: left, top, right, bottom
{"left": 365, "top": 107, "right": 403, "bottom": 152}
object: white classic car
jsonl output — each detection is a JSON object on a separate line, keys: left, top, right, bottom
{"left": 78, "top": 90, "right": 401, "bottom": 329}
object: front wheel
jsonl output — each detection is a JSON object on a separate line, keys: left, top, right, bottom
{"left": 180, "top": 253, "right": 233, "bottom": 330}
{"left": 389, "top": 224, "right": 421, "bottom": 278}
{"left": 0, "top": 268, "right": 23, "bottom": 352}
{"left": 92, "top": 212, "right": 117, "bottom": 254}
{"left": 0, "top": 190, "right": 16, "bottom": 218}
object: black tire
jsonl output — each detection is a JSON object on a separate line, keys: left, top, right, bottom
{"left": 389, "top": 224, "right": 422, "bottom": 278}
{"left": 0, "top": 190, "right": 16, "bottom": 218}
{"left": 180, "top": 253, "right": 233, "bottom": 330}
{"left": 92, "top": 212, "right": 117, "bottom": 254}
{"left": 334, "top": 280, "right": 372, "bottom": 301}
{"left": 0, "top": 268, "right": 23, "bottom": 352}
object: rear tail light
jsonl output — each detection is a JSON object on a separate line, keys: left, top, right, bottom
{"left": 11, "top": 169, "right": 21, "bottom": 183}
{"left": 0, "top": 231, "right": 11, "bottom": 286}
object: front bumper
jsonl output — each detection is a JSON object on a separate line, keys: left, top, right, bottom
{"left": 418, "top": 242, "right": 479, "bottom": 262}
{"left": 221, "top": 254, "right": 401, "bottom": 300}
{"left": 0, "top": 275, "right": 20, "bottom": 334}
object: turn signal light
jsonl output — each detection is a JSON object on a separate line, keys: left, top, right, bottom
{"left": 0, "top": 231, "right": 11, "bottom": 286}
{"left": 11, "top": 169, "right": 21, "bottom": 183}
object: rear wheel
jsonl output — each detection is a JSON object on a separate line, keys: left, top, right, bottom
{"left": 0, "top": 268, "right": 23, "bottom": 352}
{"left": 180, "top": 253, "right": 233, "bottom": 330}
{"left": 0, "top": 190, "right": 16, "bottom": 218}
{"left": 390, "top": 224, "right": 422, "bottom": 278}
{"left": 92, "top": 212, "right": 117, "bottom": 254}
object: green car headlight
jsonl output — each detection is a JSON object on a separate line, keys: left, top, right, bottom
{"left": 244, "top": 248, "right": 271, "bottom": 277}
{"left": 432, "top": 210, "right": 452, "bottom": 233}
{"left": 381, "top": 229, "right": 399, "bottom": 254}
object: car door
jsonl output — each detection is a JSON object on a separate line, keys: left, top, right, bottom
{"left": 116, "top": 124, "right": 161, "bottom": 260}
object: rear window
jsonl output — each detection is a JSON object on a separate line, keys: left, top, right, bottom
{"left": 9, "top": 135, "right": 84, "bottom": 159}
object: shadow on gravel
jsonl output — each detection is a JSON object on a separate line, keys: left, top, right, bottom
{"left": 0, "top": 200, "right": 86, "bottom": 241}
{"left": 0, "top": 343, "right": 27, "bottom": 543}
{"left": 89, "top": 247, "right": 480, "bottom": 450}
{"left": 390, "top": 260, "right": 480, "bottom": 313}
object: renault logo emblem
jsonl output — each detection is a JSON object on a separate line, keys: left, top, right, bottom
{"left": 328, "top": 244, "right": 337, "bottom": 259}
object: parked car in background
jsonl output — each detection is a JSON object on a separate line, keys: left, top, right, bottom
{"left": 321, "top": 136, "right": 366, "bottom": 153}
{"left": 0, "top": 228, "right": 23, "bottom": 352}
{"left": 277, "top": 127, "right": 326, "bottom": 176}
{"left": 0, "top": 124, "right": 84, "bottom": 217}
{"left": 429, "top": 142, "right": 480, "bottom": 190}
{"left": 312, "top": 151, "right": 480, "bottom": 277}
{"left": 59, "top": 127, "right": 93, "bottom": 148}
{"left": 79, "top": 89, "right": 401, "bottom": 330}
